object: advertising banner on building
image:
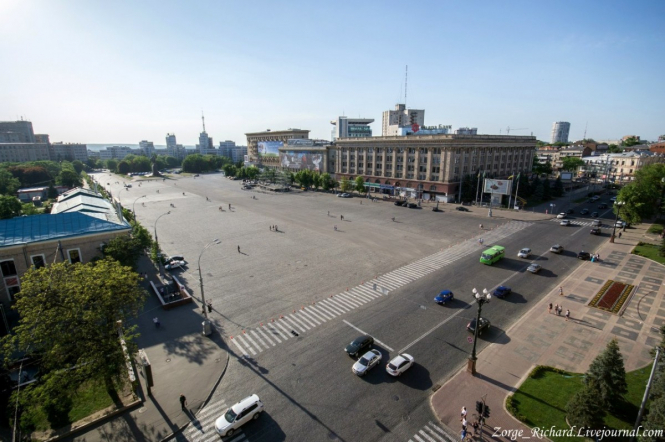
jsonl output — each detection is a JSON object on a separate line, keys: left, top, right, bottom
{"left": 483, "top": 179, "right": 512, "bottom": 195}
{"left": 280, "top": 151, "right": 324, "bottom": 171}
{"left": 257, "top": 141, "right": 283, "bottom": 158}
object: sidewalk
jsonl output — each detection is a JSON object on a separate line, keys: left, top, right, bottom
{"left": 431, "top": 222, "right": 665, "bottom": 441}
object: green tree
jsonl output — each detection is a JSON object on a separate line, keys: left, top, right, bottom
{"left": 461, "top": 174, "right": 477, "bottom": 203}
{"left": 165, "top": 156, "right": 180, "bottom": 168}
{"left": 321, "top": 173, "right": 333, "bottom": 191}
{"left": 223, "top": 164, "right": 237, "bottom": 177}
{"left": 354, "top": 176, "right": 366, "bottom": 193}
{"left": 102, "top": 235, "right": 143, "bottom": 269}
{"left": 57, "top": 169, "right": 82, "bottom": 187}
{"left": 532, "top": 157, "right": 552, "bottom": 176}
{"left": 532, "top": 180, "right": 544, "bottom": 201}
{"left": 71, "top": 160, "right": 84, "bottom": 174}
{"left": 105, "top": 159, "right": 118, "bottom": 173}
{"left": 117, "top": 161, "right": 131, "bottom": 175}
{"left": 608, "top": 144, "right": 622, "bottom": 153}
{"left": 340, "top": 177, "right": 353, "bottom": 193}
{"left": 552, "top": 176, "right": 564, "bottom": 198}
{"left": 21, "top": 202, "right": 41, "bottom": 216}
{"left": 0, "top": 169, "right": 21, "bottom": 195}
{"left": 312, "top": 173, "right": 322, "bottom": 190}
{"left": 585, "top": 338, "right": 627, "bottom": 410}
{"left": 245, "top": 166, "right": 259, "bottom": 180}
{"left": 622, "top": 136, "right": 640, "bottom": 147}
{"left": 47, "top": 184, "right": 59, "bottom": 199}
{"left": 566, "top": 379, "right": 606, "bottom": 430}
{"left": 561, "top": 157, "right": 584, "bottom": 172}
{"left": 517, "top": 173, "right": 532, "bottom": 198}
{"left": 0, "top": 195, "right": 22, "bottom": 219}
{"left": 541, "top": 178, "right": 552, "bottom": 201}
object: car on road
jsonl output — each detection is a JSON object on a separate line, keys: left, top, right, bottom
{"left": 580, "top": 208, "right": 589, "bottom": 215}
{"left": 610, "top": 197, "right": 617, "bottom": 202}
{"left": 517, "top": 248, "right": 531, "bottom": 258}
{"left": 598, "top": 203, "right": 608, "bottom": 209}
{"left": 578, "top": 251, "right": 591, "bottom": 260}
{"left": 556, "top": 213, "right": 567, "bottom": 219}
{"left": 386, "top": 353, "right": 414, "bottom": 376}
{"left": 164, "top": 260, "right": 186, "bottom": 270}
{"left": 566, "top": 209, "right": 575, "bottom": 214}
{"left": 434, "top": 290, "right": 454, "bottom": 305}
{"left": 394, "top": 201, "right": 405, "bottom": 206}
{"left": 591, "top": 219, "right": 601, "bottom": 226}
{"left": 337, "top": 193, "right": 351, "bottom": 198}
{"left": 550, "top": 244, "right": 564, "bottom": 253}
{"left": 193, "top": 174, "right": 200, "bottom": 177}
{"left": 560, "top": 219, "right": 570, "bottom": 226}
{"left": 527, "top": 263, "right": 542, "bottom": 273}
{"left": 345, "top": 335, "right": 374, "bottom": 358}
{"left": 352, "top": 350, "right": 382, "bottom": 376}
{"left": 456, "top": 206, "right": 469, "bottom": 212}
{"left": 615, "top": 220, "right": 625, "bottom": 228}
{"left": 590, "top": 227, "right": 601, "bottom": 235}
{"left": 591, "top": 211, "right": 599, "bottom": 217}
{"left": 165, "top": 254, "right": 184, "bottom": 264}
{"left": 215, "top": 394, "right": 264, "bottom": 437}
{"left": 492, "top": 286, "right": 512, "bottom": 298}
{"left": 407, "top": 203, "right": 418, "bottom": 209}
{"left": 467, "top": 317, "right": 491, "bottom": 335}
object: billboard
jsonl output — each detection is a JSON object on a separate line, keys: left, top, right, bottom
{"left": 560, "top": 172, "right": 573, "bottom": 182}
{"left": 257, "top": 141, "right": 283, "bottom": 157}
{"left": 483, "top": 179, "right": 512, "bottom": 195}
{"left": 280, "top": 151, "right": 324, "bottom": 171}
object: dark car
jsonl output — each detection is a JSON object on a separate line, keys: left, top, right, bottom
{"left": 467, "top": 317, "right": 491, "bottom": 335}
{"left": 598, "top": 203, "right": 608, "bottom": 209}
{"left": 492, "top": 286, "right": 512, "bottom": 299}
{"left": 580, "top": 208, "right": 589, "bottom": 215}
{"left": 345, "top": 335, "right": 374, "bottom": 358}
{"left": 591, "top": 211, "right": 599, "bottom": 217}
{"left": 407, "top": 203, "right": 418, "bottom": 209}
{"left": 566, "top": 209, "right": 574, "bottom": 214}
{"left": 394, "top": 201, "right": 405, "bottom": 206}
{"left": 578, "top": 251, "right": 591, "bottom": 260}
{"left": 456, "top": 207, "right": 470, "bottom": 212}
{"left": 590, "top": 227, "right": 601, "bottom": 235}
{"left": 434, "top": 290, "right": 454, "bottom": 305}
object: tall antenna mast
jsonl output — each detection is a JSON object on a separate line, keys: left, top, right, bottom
{"left": 583, "top": 121, "right": 588, "bottom": 140}
{"left": 202, "top": 111, "right": 206, "bottom": 132}
{"left": 404, "top": 65, "right": 408, "bottom": 107}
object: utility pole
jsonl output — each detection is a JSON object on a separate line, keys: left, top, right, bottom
{"left": 631, "top": 347, "right": 660, "bottom": 442}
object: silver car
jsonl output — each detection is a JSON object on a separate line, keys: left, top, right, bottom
{"left": 352, "top": 350, "right": 382, "bottom": 376}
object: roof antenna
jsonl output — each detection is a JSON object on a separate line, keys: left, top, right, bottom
{"left": 201, "top": 111, "right": 206, "bottom": 132}
{"left": 404, "top": 65, "right": 408, "bottom": 107}
{"left": 583, "top": 121, "right": 588, "bottom": 140}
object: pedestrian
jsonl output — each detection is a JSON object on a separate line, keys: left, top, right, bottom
{"left": 479, "top": 223, "right": 483, "bottom": 229}
{"left": 461, "top": 406, "right": 467, "bottom": 419}
{"left": 555, "top": 303, "right": 559, "bottom": 315}
{"left": 229, "top": 203, "right": 231, "bottom": 210}
{"left": 471, "top": 421, "right": 479, "bottom": 435}
{"left": 461, "top": 417, "right": 467, "bottom": 430}
{"left": 340, "top": 215, "right": 343, "bottom": 220}
{"left": 618, "top": 232, "right": 622, "bottom": 239}
{"left": 565, "top": 309, "right": 570, "bottom": 321}
{"left": 360, "top": 201, "right": 362, "bottom": 205}
{"left": 237, "top": 245, "right": 240, "bottom": 253}
{"left": 479, "top": 238, "right": 484, "bottom": 245}
{"left": 327, "top": 211, "right": 330, "bottom": 216}
{"left": 334, "top": 225, "right": 337, "bottom": 231}
{"left": 559, "top": 286, "right": 564, "bottom": 296}
{"left": 558, "top": 305, "right": 563, "bottom": 316}
{"left": 180, "top": 394, "right": 187, "bottom": 410}
{"left": 460, "top": 429, "right": 467, "bottom": 441}
{"left": 207, "top": 300, "right": 212, "bottom": 312}
{"left": 548, "top": 303, "right": 553, "bottom": 314}
{"left": 275, "top": 225, "right": 278, "bottom": 231}
{"left": 392, "top": 217, "right": 395, "bottom": 222}
{"left": 153, "top": 317, "right": 160, "bottom": 328}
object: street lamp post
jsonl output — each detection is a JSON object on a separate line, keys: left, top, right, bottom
{"left": 610, "top": 201, "right": 625, "bottom": 243}
{"left": 153, "top": 211, "right": 170, "bottom": 278}
{"left": 132, "top": 195, "right": 147, "bottom": 220}
{"left": 198, "top": 239, "right": 220, "bottom": 336}
{"left": 467, "top": 287, "right": 491, "bottom": 375}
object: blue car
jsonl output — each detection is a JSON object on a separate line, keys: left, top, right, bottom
{"left": 434, "top": 290, "right": 454, "bottom": 305}
{"left": 492, "top": 286, "right": 512, "bottom": 298}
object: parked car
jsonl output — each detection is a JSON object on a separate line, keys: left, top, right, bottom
{"left": 394, "top": 201, "right": 405, "bottom": 206}
{"left": 527, "top": 263, "right": 542, "bottom": 273}
{"left": 215, "top": 394, "right": 264, "bottom": 437}
{"left": 556, "top": 213, "right": 567, "bottom": 219}
{"left": 492, "top": 286, "right": 512, "bottom": 298}
{"left": 578, "top": 251, "right": 591, "bottom": 260}
{"left": 193, "top": 174, "right": 200, "bottom": 177}
{"left": 517, "top": 248, "right": 531, "bottom": 258}
{"left": 615, "top": 220, "right": 625, "bottom": 228}
{"left": 456, "top": 206, "right": 469, "bottom": 212}
{"left": 560, "top": 220, "right": 570, "bottom": 226}
{"left": 590, "top": 227, "right": 601, "bottom": 235}
{"left": 386, "top": 354, "right": 414, "bottom": 376}
{"left": 591, "top": 212, "right": 599, "bottom": 217}
{"left": 337, "top": 193, "right": 351, "bottom": 198}
{"left": 345, "top": 335, "right": 374, "bottom": 358}
{"left": 164, "top": 260, "right": 186, "bottom": 270}
{"left": 580, "top": 208, "right": 590, "bottom": 215}
{"left": 165, "top": 254, "right": 184, "bottom": 264}
{"left": 566, "top": 209, "right": 575, "bottom": 214}
{"left": 434, "top": 290, "right": 454, "bottom": 305}
{"left": 407, "top": 203, "right": 418, "bottom": 209}
{"left": 352, "top": 350, "right": 382, "bottom": 376}
{"left": 467, "top": 317, "right": 491, "bottom": 335}
{"left": 550, "top": 244, "right": 564, "bottom": 253}
{"left": 598, "top": 203, "right": 608, "bottom": 209}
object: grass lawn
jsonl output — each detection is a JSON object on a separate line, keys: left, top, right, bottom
{"left": 508, "top": 365, "right": 652, "bottom": 442}
{"left": 646, "top": 219, "right": 665, "bottom": 235}
{"left": 632, "top": 243, "right": 665, "bottom": 265}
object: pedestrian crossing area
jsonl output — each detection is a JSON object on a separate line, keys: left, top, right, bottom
{"left": 407, "top": 421, "right": 456, "bottom": 442}
{"left": 229, "top": 221, "right": 532, "bottom": 358}
{"left": 548, "top": 218, "right": 610, "bottom": 227}
{"left": 177, "top": 398, "right": 248, "bottom": 442}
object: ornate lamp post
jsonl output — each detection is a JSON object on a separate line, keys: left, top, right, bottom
{"left": 198, "top": 239, "right": 220, "bottom": 336}
{"left": 153, "top": 211, "right": 170, "bottom": 278}
{"left": 132, "top": 195, "right": 147, "bottom": 219}
{"left": 610, "top": 201, "right": 625, "bottom": 243}
{"left": 467, "top": 287, "right": 491, "bottom": 375}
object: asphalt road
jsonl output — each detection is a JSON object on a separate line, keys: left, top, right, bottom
{"left": 92, "top": 173, "right": 613, "bottom": 442}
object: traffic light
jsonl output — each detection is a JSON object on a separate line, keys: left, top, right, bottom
{"left": 483, "top": 405, "right": 491, "bottom": 419}
{"left": 475, "top": 401, "right": 483, "bottom": 413}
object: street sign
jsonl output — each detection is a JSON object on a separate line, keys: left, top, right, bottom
{"left": 467, "top": 336, "right": 473, "bottom": 343}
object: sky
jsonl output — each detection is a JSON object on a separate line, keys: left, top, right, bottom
{"left": 1, "top": 0, "right": 664, "bottom": 146}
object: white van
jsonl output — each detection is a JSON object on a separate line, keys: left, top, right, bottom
{"left": 215, "top": 394, "right": 263, "bottom": 437}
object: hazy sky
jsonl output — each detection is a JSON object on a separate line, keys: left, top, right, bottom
{"left": 1, "top": 0, "right": 664, "bottom": 145}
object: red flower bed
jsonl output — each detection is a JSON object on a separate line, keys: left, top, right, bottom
{"left": 589, "top": 280, "right": 634, "bottom": 313}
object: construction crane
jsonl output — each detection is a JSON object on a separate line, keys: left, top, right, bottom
{"left": 506, "top": 127, "right": 529, "bottom": 135}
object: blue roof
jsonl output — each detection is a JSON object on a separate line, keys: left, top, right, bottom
{"left": 0, "top": 212, "right": 131, "bottom": 248}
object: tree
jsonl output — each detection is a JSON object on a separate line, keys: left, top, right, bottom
{"left": 2, "top": 260, "right": 147, "bottom": 430}
{"left": 541, "top": 178, "right": 552, "bottom": 201}
{"left": 552, "top": 176, "right": 564, "bottom": 198}
{"left": 354, "top": 176, "right": 366, "bottom": 194}
{"left": 622, "top": 136, "right": 640, "bottom": 147}
{"left": 585, "top": 338, "right": 627, "bottom": 409}
{"left": 71, "top": 160, "right": 84, "bottom": 174}
{"left": 21, "top": 202, "right": 41, "bottom": 216}
{"left": 532, "top": 157, "right": 552, "bottom": 176}
{"left": 117, "top": 160, "right": 131, "bottom": 175}
{"left": 461, "top": 174, "right": 476, "bottom": 202}
{"left": 312, "top": 173, "right": 321, "bottom": 190}
{"left": 0, "top": 169, "right": 21, "bottom": 195}
{"left": 340, "top": 177, "right": 353, "bottom": 193}
{"left": 566, "top": 379, "right": 606, "bottom": 430}
{"left": 223, "top": 164, "right": 237, "bottom": 177}
{"left": 517, "top": 173, "right": 532, "bottom": 198}
{"left": 0, "top": 195, "right": 22, "bottom": 219}
{"left": 57, "top": 169, "right": 82, "bottom": 187}
{"left": 561, "top": 157, "right": 584, "bottom": 172}
{"left": 640, "top": 325, "right": 665, "bottom": 441}
{"left": 47, "top": 184, "right": 58, "bottom": 199}
{"left": 321, "top": 173, "right": 334, "bottom": 191}
{"left": 102, "top": 235, "right": 144, "bottom": 269}
{"left": 532, "top": 180, "right": 544, "bottom": 201}
{"left": 105, "top": 159, "right": 118, "bottom": 173}
{"left": 165, "top": 156, "right": 180, "bottom": 168}
{"left": 608, "top": 144, "right": 622, "bottom": 153}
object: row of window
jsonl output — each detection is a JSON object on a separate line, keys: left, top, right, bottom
{"left": 341, "top": 147, "right": 529, "bottom": 154}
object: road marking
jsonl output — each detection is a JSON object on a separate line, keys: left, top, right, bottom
{"left": 255, "top": 327, "right": 277, "bottom": 346}
{"left": 398, "top": 308, "right": 468, "bottom": 353}
{"left": 309, "top": 304, "right": 335, "bottom": 320}
{"left": 230, "top": 337, "right": 250, "bottom": 357}
{"left": 235, "top": 334, "right": 257, "bottom": 355}
{"left": 272, "top": 319, "right": 292, "bottom": 338}
{"left": 299, "top": 308, "right": 323, "bottom": 325}
{"left": 312, "top": 303, "right": 338, "bottom": 318}
{"left": 336, "top": 292, "right": 364, "bottom": 306}
{"left": 264, "top": 324, "right": 283, "bottom": 342}
{"left": 319, "top": 299, "right": 346, "bottom": 315}
{"left": 418, "top": 429, "right": 438, "bottom": 442}
{"left": 250, "top": 330, "right": 271, "bottom": 349}
{"left": 326, "top": 297, "right": 353, "bottom": 312}
{"left": 286, "top": 313, "right": 311, "bottom": 331}
{"left": 343, "top": 320, "right": 394, "bottom": 352}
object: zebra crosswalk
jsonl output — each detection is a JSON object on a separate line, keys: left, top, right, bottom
{"left": 177, "top": 398, "right": 248, "bottom": 442}
{"left": 407, "top": 421, "right": 456, "bottom": 442}
{"left": 229, "top": 221, "right": 532, "bottom": 358}
{"left": 548, "top": 218, "right": 610, "bottom": 227}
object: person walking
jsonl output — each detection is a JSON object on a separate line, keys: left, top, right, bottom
{"left": 229, "top": 203, "right": 231, "bottom": 210}
{"left": 392, "top": 217, "right": 395, "bottom": 222}
{"left": 618, "top": 231, "right": 622, "bottom": 239}
{"left": 461, "top": 406, "right": 467, "bottom": 419}
{"left": 180, "top": 394, "right": 187, "bottom": 410}
{"left": 565, "top": 309, "right": 570, "bottom": 321}
{"left": 555, "top": 303, "right": 559, "bottom": 315}
{"left": 327, "top": 211, "right": 330, "bottom": 216}
{"left": 559, "top": 286, "right": 564, "bottom": 296}
{"left": 237, "top": 245, "right": 240, "bottom": 253}
{"left": 548, "top": 303, "right": 553, "bottom": 314}
{"left": 479, "top": 223, "right": 483, "bottom": 229}
{"left": 275, "top": 225, "right": 278, "bottom": 231}
{"left": 334, "top": 225, "right": 337, "bottom": 231}
{"left": 207, "top": 300, "right": 212, "bottom": 313}
{"left": 558, "top": 305, "right": 563, "bottom": 316}
{"left": 153, "top": 317, "right": 160, "bottom": 328}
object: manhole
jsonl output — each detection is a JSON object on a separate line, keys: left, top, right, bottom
{"left": 166, "top": 358, "right": 171, "bottom": 363}
{"left": 393, "top": 395, "right": 400, "bottom": 401}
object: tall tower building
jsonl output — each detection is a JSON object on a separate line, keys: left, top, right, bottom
{"left": 0, "top": 120, "right": 36, "bottom": 143}
{"left": 197, "top": 114, "right": 216, "bottom": 155}
{"left": 166, "top": 133, "right": 177, "bottom": 154}
{"left": 551, "top": 122, "right": 571, "bottom": 144}
{"left": 382, "top": 104, "right": 425, "bottom": 136}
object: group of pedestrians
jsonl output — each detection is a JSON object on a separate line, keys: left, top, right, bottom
{"left": 549, "top": 302, "right": 571, "bottom": 321}
{"left": 459, "top": 406, "right": 480, "bottom": 440}
{"left": 270, "top": 225, "right": 278, "bottom": 232}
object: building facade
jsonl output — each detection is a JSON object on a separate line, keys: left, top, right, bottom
{"left": 0, "top": 120, "right": 35, "bottom": 143}
{"left": 551, "top": 121, "right": 571, "bottom": 144}
{"left": 245, "top": 129, "right": 310, "bottom": 168}
{"left": 98, "top": 146, "right": 133, "bottom": 160}
{"left": 0, "top": 143, "right": 51, "bottom": 162}
{"left": 581, "top": 151, "right": 665, "bottom": 183}
{"left": 219, "top": 141, "right": 247, "bottom": 163}
{"left": 331, "top": 117, "right": 374, "bottom": 140}
{"left": 382, "top": 104, "right": 425, "bottom": 136}
{"left": 139, "top": 140, "right": 155, "bottom": 157}
{"left": 335, "top": 134, "right": 535, "bottom": 201}
{"left": 51, "top": 142, "right": 88, "bottom": 162}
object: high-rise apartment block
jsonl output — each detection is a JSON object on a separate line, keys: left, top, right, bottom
{"left": 139, "top": 140, "right": 155, "bottom": 157}
{"left": 0, "top": 120, "right": 87, "bottom": 163}
{"left": 331, "top": 117, "right": 374, "bottom": 140}
{"left": 51, "top": 143, "right": 88, "bottom": 162}
{"left": 0, "top": 120, "right": 35, "bottom": 143}
{"left": 219, "top": 141, "right": 247, "bottom": 163}
{"left": 551, "top": 122, "right": 571, "bottom": 144}
{"left": 382, "top": 104, "right": 425, "bottom": 136}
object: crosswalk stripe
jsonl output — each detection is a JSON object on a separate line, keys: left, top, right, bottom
{"left": 379, "top": 275, "right": 405, "bottom": 286}
{"left": 357, "top": 285, "right": 381, "bottom": 298}
{"left": 376, "top": 278, "right": 399, "bottom": 289}
{"left": 331, "top": 295, "right": 359, "bottom": 309}
{"left": 192, "top": 400, "right": 227, "bottom": 421}
{"left": 272, "top": 319, "right": 292, "bottom": 339}
{"left": 384, "top": 272, "right": 412, "bottom": 284}
{"left": 423, "top": 425, "right": 446, "bottom": 441}
{"left": 311, "top": 303, "right": 337, "bottom": 319}
{"left": 255, "top": 327, "right": 277, "bottom": 346}
{"left": 233, "top": 334, "right": 257, "bottom": 355}
{"left": 413, "top": 435, "right": 426, "bottom": 442}
{"left": 250, "top": 330, "right": 271, "bottom": 350}
{"left": 337, "top": 292, "right": 365, "bottom": 306}
{"left": 230, "top": 337, "right": 250, "bottom": 357}
{"left": 299, "top": 308, "right": 323, "bottom": 324}
{"left": 309, "top": 305, "right": 335, "bottom": 320}
{"left": 347, "top": 288, "right": 373, "bottom": 303}
{"left": 321, "top": 298, "right": 349, "bottom": 314}
{"left": 286, "top": 313, "right": 311, "bottom": 331}
{"left": 428, "top": 421, "right": 453, "bottom": 441}
{"left": 295, "top": 311, "right": 318, "bottom": 328}
{"left": 241, "top": 331, "right": 263, "bottom": 353}
{"left": 279, "top": 315, "right": 305, "bottom": 333}
{"left": 418, "top": 429, "right": 438, "bottom": 442}
{"left": 264, "top": 324, "right": 283, "bottom": 342}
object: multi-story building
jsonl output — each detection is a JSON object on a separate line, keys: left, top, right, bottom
{"left": 0, "top": 143, "right": 51, "bottom": 162}
{"left": 454, "top": 128, "right": 478, "bottom": 135}
{"left": 218, "top": 141, "right": 247, "bottom": 163}
{"left": 382, "top": 104, "right": 425, "bottom": 136}
{"left": 331, "top": 117, "right": 374, "bottom": 140}
{"left": 0, "top": 120, "right": 35, "bottom": 143}
{"left": 51, "top": 142, "right": 88, "bottom": 162}
{"left": 550, "top": 122, "right": 571, "bottom": 144}
{"left": 139, "top": 140, "right": 155, "bottom": 157}
{"left": 198, "top": 131, "right": 215, "bottom": 155}
{"left": 245, "top": 129, "right": 310, "bottom": 168}
{"left": 335, "top": 134, "right": 535, "bottom": 202}
{"left": 98, "top": 146, "right": 133, "bottom": 160}
{"left": 166, "top": 133, "right": 177, "bottom": 155}
{"left": 581, "top": 151, "right": 665, "bottom": 183}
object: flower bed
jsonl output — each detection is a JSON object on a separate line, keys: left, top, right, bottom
{"left": 588, "top": 279, "right": 634, "bottom": 313}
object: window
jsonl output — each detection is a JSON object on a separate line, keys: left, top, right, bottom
{"left": 68, "top": 249, "right": 82, "bottom": 264}
{"left": 31, "top": 255, "right": 46, "bottom": 269}
{"left": 0, "top": 260, "right": 20, "bottom": 301}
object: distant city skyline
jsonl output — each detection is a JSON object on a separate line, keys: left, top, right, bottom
{"left": 1, "top": 0, "right": 664, "bottom": 145}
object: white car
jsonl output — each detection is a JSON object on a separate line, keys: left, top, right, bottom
{"left": 517, "top": 248, "right": 531, "bottom": 259}
{"left": 615, "top": 220, "right": 625, "bottom": 228}
{"left": 556, "top": 213, "right": 567, "bottom": 219}
{"left": 215, "top": 394, "right": 263, "bottom": 437}
{"left": 386, "top": 353, "right": 414, "bottom": 376}
{"left": 164, "top": 260, "right": 186, "bottom": 270}
{"left": 352, "top": 350, "right": 382, "bottom": 376}
{"left": 591, "top": 219, "right": 601, "bottom": 227}
{"left": 560, "top": 220, "right": 570, "bottom": 226}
